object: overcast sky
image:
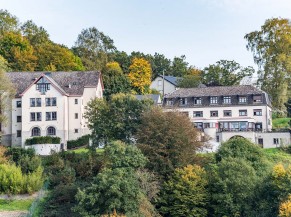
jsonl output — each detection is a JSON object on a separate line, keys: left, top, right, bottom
{"left": 1, "top": 0, "right": 290, "bottom": 69}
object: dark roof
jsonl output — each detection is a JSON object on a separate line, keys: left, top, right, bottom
{"left": 134, "top": 94, "right": 161, "bottom": 104}
{"left": 6, "top": 71, "right": 101, "bottom": 97}
{"left": 165, "top": 85, "right": 264, "bottom": 98}
{"left": 158, "top": 75, "right": 181, "bottom": 86}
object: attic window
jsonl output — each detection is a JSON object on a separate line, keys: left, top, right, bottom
{"left": 73, "top": 82, "right": 77, "bottom": 85}
{"left": 36, "top": 77, "right": 50, "bottom": 94}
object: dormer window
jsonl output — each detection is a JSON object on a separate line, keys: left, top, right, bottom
{"left": 210, "top": 96, "right": 218, "bottom": 104}
{"left": 239, "top": 96, "right": 247, "bottom": 104}
{"left": 194, "top": 97, "right": 202, "bottom": 105}
{"left": 180, "top": 98, "right": 187, "bottom": 106}
{"left": 253, "top": 95, "right": 262, "bottom": 103}
{"left": 223, "top": 96, "right": 231, "bottom": 104}
{"left": 36, "top": 77, "right": 51, "bottom": 94}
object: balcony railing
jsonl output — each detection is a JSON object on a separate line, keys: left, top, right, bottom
{"left": 217, "top": 128, "right": 261, "bottom": 133}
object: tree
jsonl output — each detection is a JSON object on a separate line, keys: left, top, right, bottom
{"left": 103, "top": 62, "right": 131, "bottom": 99}
{"left": 245, "top": 18, "right": 291, "bottom": 113}
{"left": 201, "top": 60, "right": 254, "bottom": 86}
{"left": 159, "top": 164, "right": 209, "bottom": 217}
{"left": 84, "top": 93, "right": 153, "bottom": 146}
{"left": 72, "top": 27, "right": 116, "bottom": 70}
{"left": 21, "top": 20, "right": 50, "bottom": 46}
{"left": 169, "top": 55, "right": 189, "bottom": 77}
{"left": 177, "top": 74, "right": 201, "bottom": 88}
{"left": 0, "top": 32, "right": 37, "bottom": 71}
{"left": 151, "top": 53, "right": 171, "bottom": 79}
{"left": 279, "top": 195, "right": 291, "bottom": 217}
{"left": 0, "top": 56, "right": 15, "bottom": 138}
{"left": 128, "top": 57, "right": 152, "bottom": 94}
{"left": 137, "top": 108, "right": 205, "bottom": 178}
{"left": 0, "top": 9, "right": 19, "bottom": 35}
{"left": 111, "top": 51, "right": 132, "bottom": 74}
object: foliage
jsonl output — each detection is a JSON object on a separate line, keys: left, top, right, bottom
{"left": 104, "top": 140, "right": 147, "bottom": 169}
{"left": 72, "top": 27, "right": 116, "bottom": 71}
{"left": 279, "top": 194, "right": 291, "bottom": 217}
{"left": 0, "top": 31, "right": 37, "bottom": 71}
{"left": 0, "top": 9, "right": 19, "bottom": 35}
{"left": 21, "top": 20, "right": 50, "bottom": 46}
{"left": 0, "top": 145, "right": 9, "bottom": 163}
{"left": 273, "top": 118, "right": 291, "bottom": 129}
{"left": 67, "top": 134, "right": 90, "bottom": 149}
{"left": 0, "top": 163, "right": 43, "bottom": 194}
{"left": 169, "top": 55, "right": 189, "bottom": 77}
{"left": 0, "top": 198, "right": 34, "bottom": 211}
{"left": 271, "top": 164, "right": 291, "bottom": 201}
{"left": 245, "top": 18, "right": 291, "bottom": 112}
{"left": 128, "top": 57, "right": 152, "bottom": 94}
{"left": 202, "top": 60, "right": 254, "bottom": 86}
{"left": 177, "top": 74, "right": 201, "bottom": 88}
{"left": 85, "top": 93, "right": 153, "bottom": 146}
{"left": 25, "top": 136, "right": 61, "bottom": 145}
{"left": 137, "top": 108, "right": 205, "bottom": 178}
{"left": 159, "top": 164, "right": 209, "bottom": 217}
{"left": 103, "top": 61, "right": 131, "bottom": 99}
{"left": 5, "top": 147, "right": 36, "bottom": 164}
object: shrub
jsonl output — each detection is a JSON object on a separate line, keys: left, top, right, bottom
{"left": 25, "top": 136, "right": 61, "bottom": 145}
{"left": 67, "top": 135, "right": 90, "bottom": 149}
{"left": 6, "top": 147, "right": 35, "bottom": 164}
{"left": 24, "top": 166, "right": 44, "bottom": 194}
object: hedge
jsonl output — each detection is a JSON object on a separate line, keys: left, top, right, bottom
{"left": 25, "top": 136, "right": 61, "bottom": 146}
{"left": 67, "top": 135, "right": 90, "bottom": 149}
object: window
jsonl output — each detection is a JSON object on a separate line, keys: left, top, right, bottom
{"left": 47, "top": 127, "right": 56, "bottom": 136}
{"left": 194, "top": 97, "right": 202, "bottom": 105}
{"left": 180, "top": 98, "right": 187, "bottom": 106}
{"left": 31, "top": 127, "right": 41, "bottom": 137}
{"left": 223, "top": 110, "right": 232, "bottom": 117}
{"left": 17, "top": 130, "right": 21, "bottom": 138}
{"left": 253, "top": 95, "right": 262, "bottom": 103}
{"left": 194, "top": 122, "right": 203, "bottom": 129}
{"left": 193, "top": 111, "right": 203, "bottom": 117}
{"left": 204, "top": 122, "right": 216, "bottom": 128}
{"left": 254, "top": 109, "right": 262, "bottom": 116}
{"left": 30, "top": 112, "right": 41, "bottom": 121}
{"left": 239, "top": 110, "right": 247, "bottom": 116}
{"left": 75, "top": 113, "right": 78, "bottom": 119}
{"left": 30, "top": 98, "right": 41, "bottom": 107}
{"left": 273, "top": 138, "right": 279, "bottom": 145}
{"left": 75, "top": 99, "right": 78, "bottom": 104}
{"left": 46, "top": 112, "right": 57, "bottom": 121}
{"left": 239, "top": 96, "right": 247, "bottom": 104}
{"left": 210, "top": 96, "right": 218, "bottom": 104}
{"left": 223, "top": 96, "right": 231, "bottom": 104}
{"left": 210, "top": 111, "right": 218, "bottom": 117}
{"left": 74, "top": 129, "right": 79, "bottom": 133}
{"left": 166, "top": 99, "right": 173, "bottom": 106}
{"left": 46, "top": 97, "right": 57, "bottom": 106}
{"left": 16, "top": 101, "right": 21, "bottom": 108}
{"left": 17, "top": 116, "right": 22, "bottom": 123}
{"left": 36, "top": 83, "right": 50, "bottom": 93}
{"left": 216, "top": 135, "right": 220, "bottom": 142}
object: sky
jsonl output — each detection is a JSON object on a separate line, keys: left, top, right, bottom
{"left": 0, "top": 0, "right": 290, "bottom": 69}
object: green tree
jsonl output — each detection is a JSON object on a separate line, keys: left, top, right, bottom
{"left": 177, "top": 74, "right": 201, "bottom": 88}
{"left": 103, "top": 62, "right": 131, "bottom": 99}
{"left": 159, "top": 164, "right": 209, "bottom": 217}
{"left": 72, "top": 27, "right": 116, "bottom": 71}
{"left": 21, "top": 20, "right": 50, "bottom": 46}
{"left": 0, "top": 56, "right": 15, "bottom": 138}
{"left": 245, "top": 18, "right": 291, "bottom": 113}
{"left": 169, "top": 55, "right": 189, "bottom": 77}
{"left": 0, "top": 9, "right": 19, "bottom": 35}
{"left": 202, "top": 60, "right": 254, "bottom": 86}
{"left": 0, "top": 32, "right": 37, "bottom": 71}
{"left": 151, "top": 53, "right": 171, "bottom": 79}
{"left": 85, "top": 93, "right": 153, "bottom": 146}
{"left": 137, "top": 108, "right": 205, "bottom": 178}
{"left": 111, "top": 51, "right": 132, "bottom": 74}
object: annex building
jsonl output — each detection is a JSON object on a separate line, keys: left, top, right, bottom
{"left": 163, "top": 85, "right": 290, "bottom": 150}
{"left": 1, "top": 71, "right": 103, "bottom": 147}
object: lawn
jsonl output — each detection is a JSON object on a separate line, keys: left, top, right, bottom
{"left": 272, "top": 118, "right": 291, "bottom": 129}
{"left": 263, "top": 148, "right": 291, "bottom": 165}
{"left": 0, "top": 199, "right": 34, "bottom": 211}
{"left": 69, "top": 147, "right": 104, "bottom": 154}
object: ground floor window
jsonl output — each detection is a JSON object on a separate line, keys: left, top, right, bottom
{"left": 47, "top": 127, "right": 56, "bottom": 136}
{"left": 31, "top": 127, "right": 41, "bottom": 137}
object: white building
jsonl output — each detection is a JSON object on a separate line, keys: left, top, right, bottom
{"left": 1, "top": 71, "right": 103, "bottom": 147}
{"left": 163, "top": 85, "right": 290, "bottom": 150}
{"left": 150, "top": 75, "right": 180, "bottom": 95}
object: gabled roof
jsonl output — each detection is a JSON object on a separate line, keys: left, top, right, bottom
{"left": 134, "top": 94, "right": 161, "bottom": 104}
{"left": 6, "top": 71, "right": 101, "bottom": 97}
{"left": 157, "top": 75, "right": 181, "bottom": 86}
{"left": 165, "top": 85, "right": 264, "bottom": 98}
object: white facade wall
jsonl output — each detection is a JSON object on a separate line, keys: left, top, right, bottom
{"left": 150, "top": 77, "right": 177, "bottom": 95}
{"left": 256, "top": 132, "right": 291, "bottom": 148}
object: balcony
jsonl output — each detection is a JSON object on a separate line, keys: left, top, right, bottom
{"left": 217, "top": 128, "right": 262, "bottom": 132}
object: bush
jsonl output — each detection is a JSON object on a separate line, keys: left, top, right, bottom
{"left": 25, "top": 136, "right": 61, "bottom": 145}
{"left": 0, "top": 163, "right": 24, "bottom": 194}
{"left": 6, "top": 147, "right": 35, "bottom": 164}
{"left": 67, "top": 135, "right": 90, "bottom": 149}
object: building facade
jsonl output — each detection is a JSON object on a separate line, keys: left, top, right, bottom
{"left": 163, "top": 85, "right": 290, "bottom": 149}
{"left": 2, "top": 71, "right": 103, "bottom": 147}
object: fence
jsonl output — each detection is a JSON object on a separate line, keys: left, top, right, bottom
{"left": 26, "top": 181, "right": 49, "bottom": 217}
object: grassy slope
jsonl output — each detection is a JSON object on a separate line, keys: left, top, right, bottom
{"left": 272, "top": 118, "right": 291, "bottom": 129}
{"left": 263, "top": 148, "right": 291, "bottom": 165}
{"left": 0, "top": 199, "right": 34, "bottom": 211}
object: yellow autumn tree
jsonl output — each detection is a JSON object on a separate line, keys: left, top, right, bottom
{"left": 128, "top": 57, "right": 152, "bottom": 94}
{"left": 279, "top": 195, "right": 291, "bottom": 217}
